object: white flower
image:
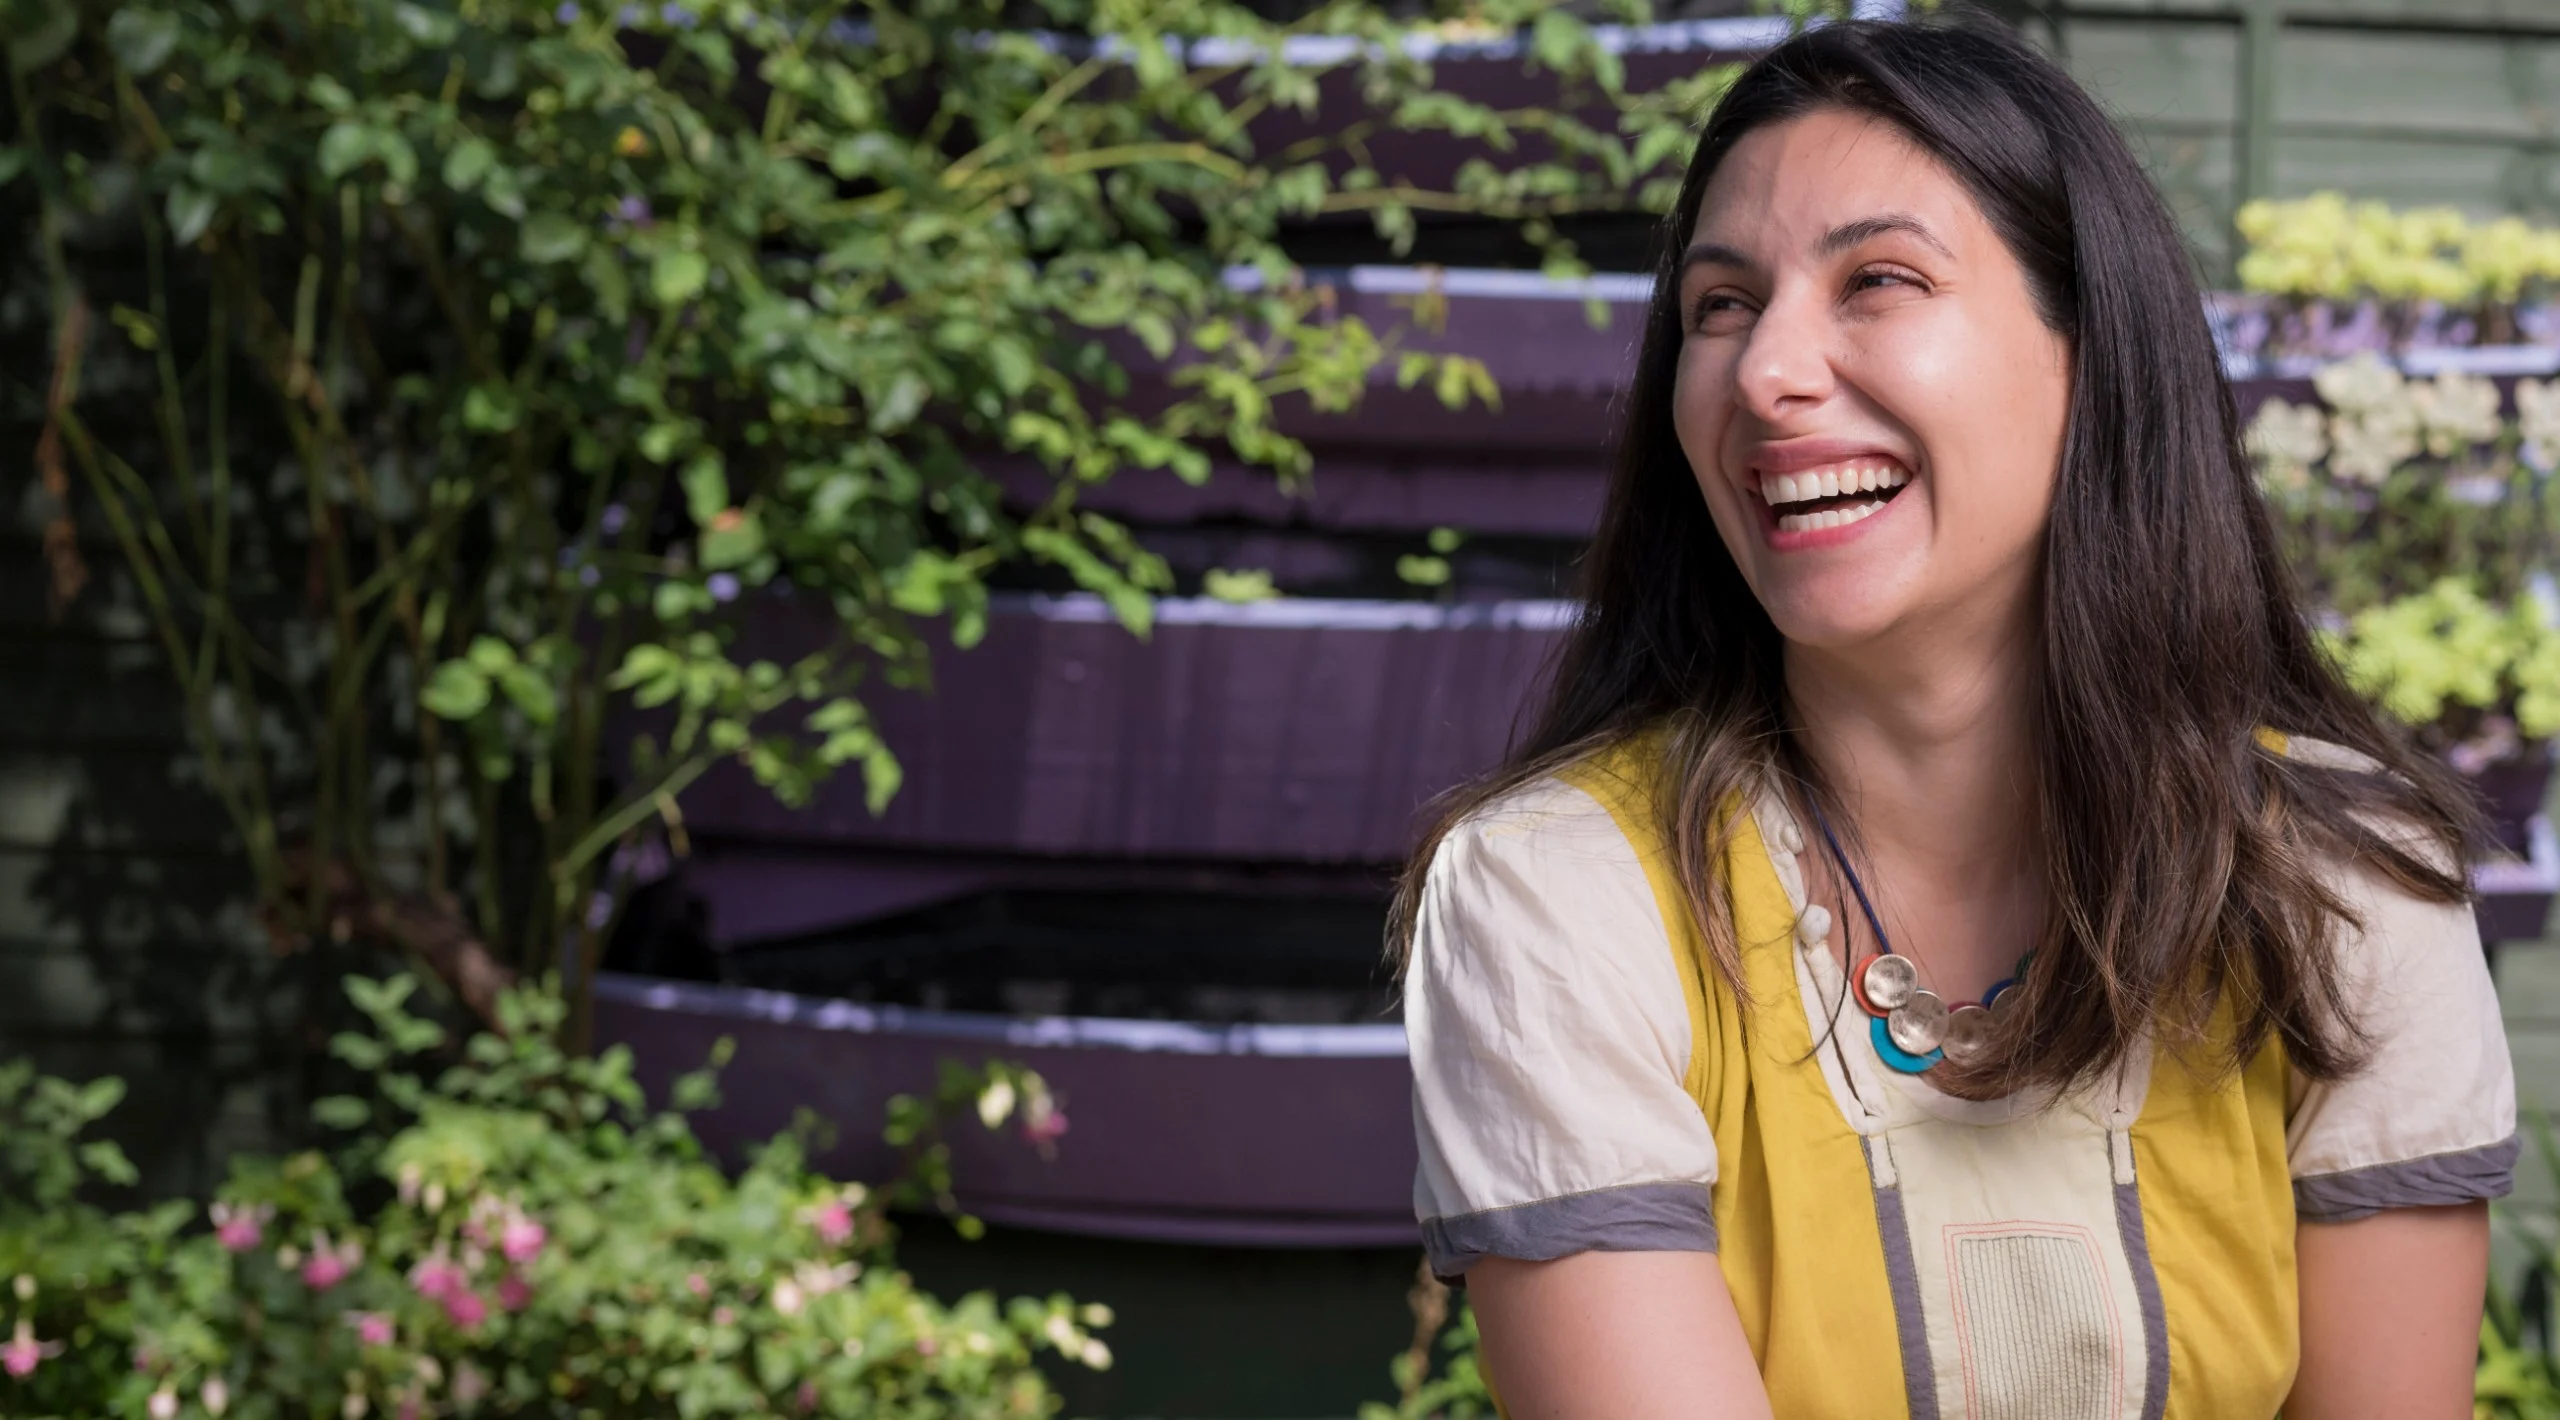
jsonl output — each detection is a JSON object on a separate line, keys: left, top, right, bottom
{"left": 2245, "top": 397, "right": 2328, "bottom": 489}
{"left": 975, "top": 1078, "right": 1017, "bottom": 1129}
{"left": 148, "top": 1387, "right": 179, "bottom": 1420}
{"left": 2410, "top": 370, "right": 2502, "bottom": 456}
{"left": 2518, "top": 379, "right": 2560, "bottom": 467}
{"left": 200, "top": 1378, "right": 231, "bottom": 1417}
{"left": 2312, "top": 352, "right": 2406, "bottom": 415}
{"left": 771, "top": 1279, "right": 805, "bottom": 1317}
{"left": 2328, "top": 401, "right": 2420, "bottom": 485}
{"left": 1080, "top": 1338, "right": 1114, "bottom": 1370}
{"left": 792, "top": 1261, "right": 858, "bottom": 1298}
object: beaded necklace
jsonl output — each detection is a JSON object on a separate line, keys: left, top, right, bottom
{"left": 1806, "top": 795, "right": 2026, "bottom": 1075}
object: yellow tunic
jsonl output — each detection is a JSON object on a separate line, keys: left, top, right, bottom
{"left": 1406, "top": 738, "right": 2516, "bottom": 1419}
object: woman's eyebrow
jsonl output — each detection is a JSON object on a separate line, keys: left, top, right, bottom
{"left": 1818, "top": 212, "right": 1951, "bottom": 258}
{"left": 1678, "top": 212, "right": 1950, "bottom": 280}
{"left": 1678, "top": 240, "right": 1757, "bottom": 279}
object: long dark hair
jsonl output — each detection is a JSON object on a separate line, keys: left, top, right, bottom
{"left": 1390, "top": 14, "right": 2478, "bottom": 1094}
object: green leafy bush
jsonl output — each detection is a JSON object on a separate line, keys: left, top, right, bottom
{"left": 0, "top": 977, "right": 1101, "bottom": 1418}
{"left": 2246, "top": 357, "right": 2560, "bottom": 766}
{"left": 0, "top": 0, "right": 1720, "bottom": 1031}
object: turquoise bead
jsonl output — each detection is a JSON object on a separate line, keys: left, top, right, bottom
{"left": 1870, "top": 1014, "right": 1943, "bottom": 1073}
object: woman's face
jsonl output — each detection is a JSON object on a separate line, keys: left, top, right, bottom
{"left": 1673, "top": 107, "right": 2073, "bottom": 655}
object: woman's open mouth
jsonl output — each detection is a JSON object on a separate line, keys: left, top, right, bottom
{"left": 1755, "top": 459, "right": 1913, "bottom": 535}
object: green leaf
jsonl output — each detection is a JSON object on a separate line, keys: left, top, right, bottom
{"left": 652, "top": 248, "right": 709, "bottom": 306}
{"left": 76, "top": 1075, "right": 126, "bottom": 1119}
{"left": 0, "top": 146, "right": 24, "bottom": 187}
{"left": 700, "top": 518, "right": 763, "bottom": 570}
{"left": 1396, "top": 554, "right": 1451, "bottom": 587}
{"left": 311, "top": 1095, "right": 371, "bottom": 1129}
{"left": 498, "top": 664, "right": 557, "bottom": 725}
{"left": 165, "top": 184, "right": 216, "bottom": 245}
{"left": 7, "top": 0, "right": 77, "bottom": 74}
{"left": 462, "top": 384, "right": 520, "bottom": 432}
{"left": 442, "top": 137, "right": 497, "bottom": 191}
{"left": 105, "top": 8, "right": 180, "bottom": 74}
{"left": 77, "top": 1140, "right": 138, "bottom": 1186}
{"left": 680, "top": 454, "right": 729, "bottom": 525}
{"left": 520, "top": 210, "right": 587, "bottom": 263}
{"left": 466, "top": 635, "right": 517, "bottom": 674}
{"left": 318, "top": 122, "right": 373, "bottom": 181}
{"left": 420, "top": 660, "right": 490, "bottom": 720}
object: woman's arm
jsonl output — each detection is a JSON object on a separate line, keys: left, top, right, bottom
{"left": 2285, "top": 1203, "right": 2487, "bottom": 1420}
{"left": 1469, "top": 1251, "right": 1775, "bottom": 1420}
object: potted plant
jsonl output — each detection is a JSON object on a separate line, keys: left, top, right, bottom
{"left": 2246, "top": 356, "right": 2560, "bottom": 849}
{"left": 2223, "top": 194, "right": 2560, "bottom": 370}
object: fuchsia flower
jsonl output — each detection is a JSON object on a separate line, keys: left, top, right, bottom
{"left": 441, "top": 1289, "right": 490, "bottom": 1333}
{"left": 347, "top": 1312, "right": 396, "bottom": 1347}
{"left": 809, "top": 1201, "right": 853, "bottom": 1246}
{"left": 300, "top": 1232, "right": 360, "bottom": 1291}
{"left": 3, "top": 1321, "right": 62, "bottom": 1379}
{"left": 500, "top": 1215, "right": 547, "bottom": 1264}
{"left": 1021, "top": 1107, "right": 1069, "bottom": 1146}
{"left": 210, "top": 1202, "right": 270, "bottom": 1253}
{"left": 409, "top": 1255, "right": 468, "bottom": 1304}
{"left": 497, "top": 1274, "right": 534, "bottom": 1313}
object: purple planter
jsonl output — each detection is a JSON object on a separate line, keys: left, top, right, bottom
{"left": 594, "top": 973, "right": 1421, "bottom": 1248}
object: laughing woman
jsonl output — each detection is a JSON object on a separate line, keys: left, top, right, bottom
{"left": 1396, "top": 16, "right": 2514, "bottom": 1420}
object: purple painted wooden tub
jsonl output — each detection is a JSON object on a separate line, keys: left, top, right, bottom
{"left": 593, "top": 972, "right": 1421, "bottom": 1247}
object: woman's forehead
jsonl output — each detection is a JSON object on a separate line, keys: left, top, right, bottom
{"left": 1685, "top": 110, "right": 1972, "bottom": 255}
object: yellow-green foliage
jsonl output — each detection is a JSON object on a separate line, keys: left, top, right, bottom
{"left": 2325, "top": 579, "right": 2560, "bottom": 737}
{"left": 2235, "top": 193, "right": 2560, "bottom": 305}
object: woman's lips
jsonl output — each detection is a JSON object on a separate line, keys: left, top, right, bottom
{"left": 1750, "top": 456, "right": 1915, "bottom": 549}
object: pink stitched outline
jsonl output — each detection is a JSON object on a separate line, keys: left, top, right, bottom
{"left": 1942, "top": 1220, "right": 2125, "bottom": 1419}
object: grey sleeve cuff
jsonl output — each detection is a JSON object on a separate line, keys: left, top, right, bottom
{"left": 1421, "top": 1180, "right": 1717, "bottom": 1285}
{"left": 2295, "top": 1134, "right": 2520, "bottom": 1223}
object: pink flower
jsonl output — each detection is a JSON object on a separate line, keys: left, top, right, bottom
{"left": 301, "top": 1232, "right": 360, "bottom": 1291}
{"left": 809, "top": 1202, "right": 852, "bottom": 1247}
{"left": 497, "top": 1274, "right": 533, "bottom": 1312}
{"left": 685, "top": 1272, "right": 710, "bottom": 1298}
{"left": 500, "top": 1216, "right": 547, "bottom": 1264}
{"left": 441, "top": 1289, "right": 489, "bottom": 1333}
{"left": 3, "top": 1321, "right": 61, "bottom": 1379}
{"left": 210, "top": 1202, "right": 270, "bottom": 1253}
{"left": 346, "top": 1312, "right": 395, "bottom": 1347}
{"left": 796, "top": 1381, "right": 820, "bottom": 1413}
{"left": 409, "top": 1255, "right": 467, "bottom": 1303}
{"left": 1021, "top": 1108, "right": 1069, "bottom": 1146}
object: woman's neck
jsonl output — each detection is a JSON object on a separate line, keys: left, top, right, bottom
{"left": 1785, "top": 608, "right": 2044, "bottom": 926}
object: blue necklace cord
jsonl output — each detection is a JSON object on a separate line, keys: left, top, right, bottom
{"left": 1804, "top": 792, "right": 1897, "bottom": 957}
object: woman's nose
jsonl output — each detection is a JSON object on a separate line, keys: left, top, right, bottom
{"left": 1732, "top": 290, "right": 1836, "bottom": 420}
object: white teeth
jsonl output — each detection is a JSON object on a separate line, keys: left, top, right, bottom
{"left": 1775, "top": 497, "right": 1888, "bottom": 534}
{"left": 1756, "top": 460, "right": 1912, "bottom": 507}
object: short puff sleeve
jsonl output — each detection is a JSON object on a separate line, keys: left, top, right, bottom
{"left": 1406, "top": 777, "right": 1720, "bottom": 1281}
{"left": 2285, "top": 815, "right": 2518, "bottom": 1222}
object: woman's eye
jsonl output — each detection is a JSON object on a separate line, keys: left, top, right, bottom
{"left": 1687, "top": 291, "right": 1755, "bottom": 331}
{"left": 1848, "top": 267, "right": 1922, "bottom": 297}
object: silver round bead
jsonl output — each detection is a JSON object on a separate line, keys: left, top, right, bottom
{"left": 1860, "top": 953, "right": 1919, "bottom": 1011}
{"left": 1886, "top": 989, "right": 1948, "bottom": 1055}
{"left": 1940, "top": 1004, "right": 1996, "bottom": 1066}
